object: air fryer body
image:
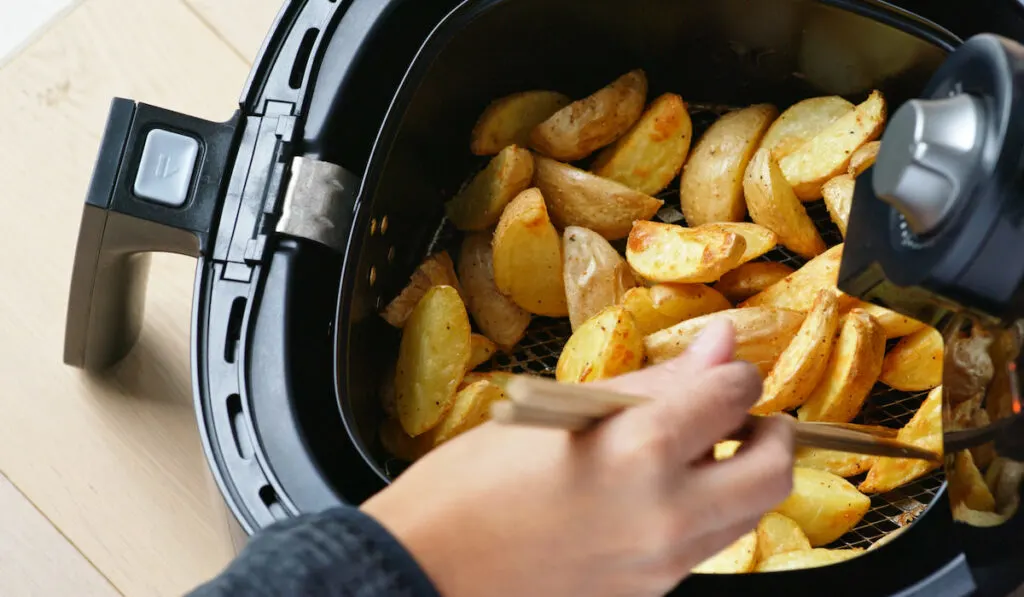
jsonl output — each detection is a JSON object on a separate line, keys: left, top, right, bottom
{"left": 63, "top": 0, "right": 1024, "bottom": 595}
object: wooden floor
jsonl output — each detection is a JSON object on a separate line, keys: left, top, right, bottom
{"left": 0, "top": 1, "right": 282, "bottom": 595}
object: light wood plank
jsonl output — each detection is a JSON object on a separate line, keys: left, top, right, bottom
{"left": 0, "top": 0, "right": 255, "bottom": 595}
{"left": 185, "top": 0, "right": 284, "bottom": 63}
{"left": 0, "top": 473, "right": 121, "bottom": 597}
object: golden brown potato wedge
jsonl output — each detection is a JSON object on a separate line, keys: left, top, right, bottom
{"left": 752, "top": 289, "right": 841, "bottom": 415}
{"left": 649, "top": 283, "right": 731, "bottom": 323}
{"left": 780, "top": 90, "right": 887, "bottom": 200}
{"left": 531, "top": 70, "right": 648, "bottom": 161}
{"left": 679, "top": 104, "right": 778, "bottom": 226}
{"left": 879, "top": 327, "right": 943, "bottom": 392}
{"left": 741, "top": 244, "right": 858, "bottom": 313}
{"left": 395, "top": 285, "right": 472, "bottom": 436}
{"left": 848, "top": 141, "right": 880, "bottom": 177}
{"left": 743, "top": 147, "right": 827, "bottom": 259}
{"left": 563, "top": 226, "right": 638, "bottom": 330}
{"left": 774, "top": 467, "right": 871, "bottom": 546}
{"left": 692, "top": 531, "right": 758, "bottom": 574}
{"left": 821, "top": 174, "right": 855, "bottom": 237}
{"left": 379, "top": 418, "right": 433, "bottom": 462}
{"left": 625, "top": 221, "right": 746, "bottom": 284}
{"left": 797, "top": 309, "right": 886, "bottom": 423}
{"left": 619, "top": 287, "right": 682, "bottom": 336}
{"left": 854, "top": 302, "right": 926, "bottom": 339}
{"left": 794, "top": 447, "right": 875, "bottom": 478}
{"left": 697, "top": 222, "right": 778, "bottom": 265}
{"left": 755, "top": 548, "right": 864, "bottom": 572}
{"left": 533, "top": 156, "right": 663, "bottom": 240}
{"left": 429, "top": 380, "right": 507, "bottom": 446}
{"left": 458, "top": 232, "right": 532, "bottom": 350}
{"left": 860, "top": 386, "right": 943, "bottom": 493}
{"left": 470, "top": 91, "right": 572, "bottom": 155}
{"left": 756, "top": 513, "right": 812, "bottom": 559}
{"left": 468, "top": 334, "right": 497, "bottom": 370}
{"left": 758, "top": 96, "right": 855, "bottom": 161}
{"left": 380, "top": 251, "right": 465, "bottom": 328}
{"left": 493, "top": 188, "right": 569, "bottom": 317}
{"left": 713, "top": 262, "right": 795, "bottom": 303}
{"left": 644, "top": 307, "right": 805, "bottom": 375}
{"left": 556, "top": 305, "right": 645, "bottom": 383}
{"left": 944, "top": 326, "right": 995, "bottom": 405}
{"left": 460, "top": 371, "right": 515, "bottom": 392}
{"left": 950, "top": 450, "right": 997, "bottom": 513}
{"left": 591, "top": 93, "right": 693, "bottom": 195}
{"left": 445, "top": 145, "right": 535, "bottom": 231}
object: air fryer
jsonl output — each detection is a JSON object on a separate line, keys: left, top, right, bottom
{"left": 61, "top": 0, "right": 1024, "bottom": 595}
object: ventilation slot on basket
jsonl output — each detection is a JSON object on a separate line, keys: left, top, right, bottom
{"left": 225, "top": 297, "right": 246, "bottom": 364}
{"left": 289, "top": 28, "right": 319, "bottom": 90}
{"left": 227, "top": 394, "right": 254, "bottom": 460}
{"left": 259, "top": 485, "right": 288, "bottom": 521}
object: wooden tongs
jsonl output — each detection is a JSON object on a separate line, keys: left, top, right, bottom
{"left": 490, "top": 376, "right": 941, "bottom": 462}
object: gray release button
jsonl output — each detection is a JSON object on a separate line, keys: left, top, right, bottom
{"left": 133, "top": 129, "right": 199, "bottom": 207}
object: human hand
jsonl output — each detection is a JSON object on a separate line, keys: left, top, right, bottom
{"left": 361, "top": 318, "right": 795, "bottom": 597}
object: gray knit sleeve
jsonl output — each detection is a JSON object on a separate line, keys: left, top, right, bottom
{"left": 186, "top": 507, "right": 441, "bottom": 597}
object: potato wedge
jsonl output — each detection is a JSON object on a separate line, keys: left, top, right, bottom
{"left": 756, "top": 548, "right": 864, "bottom": 572}
{"left": 445, "top": 145, "right": 535, "bottom": 231}
{"left": 774, "top": 467, "right": 871, "bottom": 546}
{"left": 619, "top": 287, "right": 682, "bottom": 336}
{"left": 533, "top": 156, "right": 663, "bottom": 240}
{"left": 821, "top": 174, "right": 855, "bottom": 237}
{"left": 680, "top": 103, "right": 778, "bottom": 226}
{"left": 395, "top": 285, "right": 472, "bottom": 436}
{"left": 644, "top": 307, "right": 805, "bottom": 375}
{"left": 458, "top": 232, "right": 531, "bottom": 350}
{"left": 860, "top": 386, "right": 943, "bottom": 493}
{"left": 493, "top": 188, "right": 568, "bottom": 317}
{"left": 752, "top": 289, "right": 840, "bottom": 415}
{"left": 714, "top": 440, "right": 742, "bottom": 460}
{"left": 649, "top": 283, "right": 731, "bottom": 323}
{"left": 556, "top": 306, "right": 644, "bottom": 383}
{"left": 944, "top": 326, "right": 995, "bottom": 405}
{"left": 848, "top": 141, "right": 880, "bottom": 177}
{"left": 470, "top": 91, "right": 572, "bottom": 155}
{"left": 743, "top": 147, "right": 827, "bottom": 259}
{"left": 591, "top": 93, "right": 693, "bottom": 195}
{"left": 379, "top": 418, "right": 433, "bottom": 462}
{"left": 563, "top": 226, "right": 638, "bottom": 330}
{"left": 381, "top": 251, "right": 465, "bottom": 328}
{"left": 879, "top": 327, "right": 943, "bottom": 392}
{"left": 758, "top": 96, "right": 855, "bottom": 161}
{"left": 780, "top": 90, "right": 887, "bottom": 200}
{"left": 697, "top": 222, "right": 778, "bottom": 265}
{"left": 854, "top": 302, "right": 926, "bottom": 339}
{"left": 713, "top": 262, "right": 794, "bottom": 303}
{"left": 794, "top": 447, "right": 875, "bottom": 478}
{"left": 741, "top": 244, "right": 858, "bottom": 312}
{"left": 949, "top": 450, "right": 996, "bottom": 513}
{"left": 625, "top": 221, "right": 746, "bottom": 284}
{"left": 692, "top": 531, "right": 758, "bottom": 574}
{"left": 797, "top": 308, "right": 886, "bottom": 423}
{"left": 460, "top": 371, "right": 515, "bottom": 392}
{"left": 468, "top": 334, "right": 497, "bottom": 370}
{"left": 531, "top": 69, "right": 648, "bottom": 161}
{"left": 429, "top": 380, "right": 507, "bottom": 446}
{"left": 756, "top": 513, "right": 812, "bottom": 559}
{"left": 868, "top": 528, "right": 907, "bottom": 552}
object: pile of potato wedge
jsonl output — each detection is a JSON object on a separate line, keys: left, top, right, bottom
{"left": 375, "top": 68, "right": 1003, "bottom": 571}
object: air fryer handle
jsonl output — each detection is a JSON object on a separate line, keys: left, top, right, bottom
{"left": 64, "top": 98, "right": 238, "bottom": 371}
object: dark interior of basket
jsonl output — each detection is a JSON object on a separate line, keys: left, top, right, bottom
{"left": 390, "top": 103, "right": 943, "bottom": 551}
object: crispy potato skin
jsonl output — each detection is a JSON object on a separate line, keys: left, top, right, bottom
{"left": 591, "top": 93, "right": 693, "bottom": 195}
{"left": 471, "top": 91, "right": 571, "bottom": 155}
{"left": 949, "top": 450, "right": 996, "bottom": 513}
{"left": 394, "top": 285, "right": 472, "bottom": 436}
{"left": 625, "top": 221, "right": 746, "bottom": 284}
{"left": 619, "top": 287, "right": 683, "bottom": 336}
{"left": 860, "top": 386, "right": 943, "bottom": 493}
{"left": 692, "top": 532, "right": 759, "bottom": 574}
{"left": 758, "top": 96, "right": 854, "bottom": 161}
{"left": 680, "top": 104, "right": 778, "bottom": 226}
{"left": 562, "top": 226, "right": 637, "bottom": 330}
{"left": 743, "top": 147, "right": 826, "bottom": 259}
{"left": 458, "top": 232, "right": 531, "bottom": 350}
{"left": 879, "top": 327, "right": 943, "bottom": 392}
{"left": 445, "top": 145, "right": 535, "bottom": 231}
{"left": 429, "top": 380, "right": 507, "bottom": 446}
{"left": 848, "top": 141, "right": 880, "bottom": 177}
{"left": 821, "top": 174, "right": 855, "bottom": 238}
{"left": 644, "top": 307, "right": 805, "bottom": 375}
{"left": 713, "top": 262, "right": 794, "bottom": 303}
{"left": 531, "top": 70, "right": 648, "bottom": 161}
{"left": 797, "top": 309, "right": 886, "bottom": 423}
{"left": 696, "top": 222, "right": 778, "bottom": 265}
{"left": 740, "top": 244, "right": 859, "bottom": 313}
{"left": 944, "top": 326, "right": 995, "bottom": 405}
{"left": 380, "top": 251, "right": 465, "bottom": 328}
{"left": 756, "top": 513, "right": 812, "bottom": 559}
{"left": 556, "top": 306, "right": 645, "bottom": 383}
{"left": 793, "top": 447, "right": 875, "bottom": 478}
{"left": 533, "top": 156, "right": 663, "bottom": 240}
{"left": 853, "top": 302, "right": 926, "bottom": 339}
{"left": 468, "top": 334, "right": 497, "bottom": 370}
{"left": 492, "top": 188, "right": 569, "bottom": 317}
{"left": 774, "top": 467, "right": 871, "bottom": 546}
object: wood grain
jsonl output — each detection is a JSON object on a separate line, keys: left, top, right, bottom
{"left": 185, "top": 0, "right": 285, "bottom": 63}
{"left": 0, "top": 0, "right": 253, "bottom": 594}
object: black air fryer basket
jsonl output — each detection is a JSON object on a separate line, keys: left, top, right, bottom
{"left": 64, "top": 0, "right": 1024, "bottom": 595}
